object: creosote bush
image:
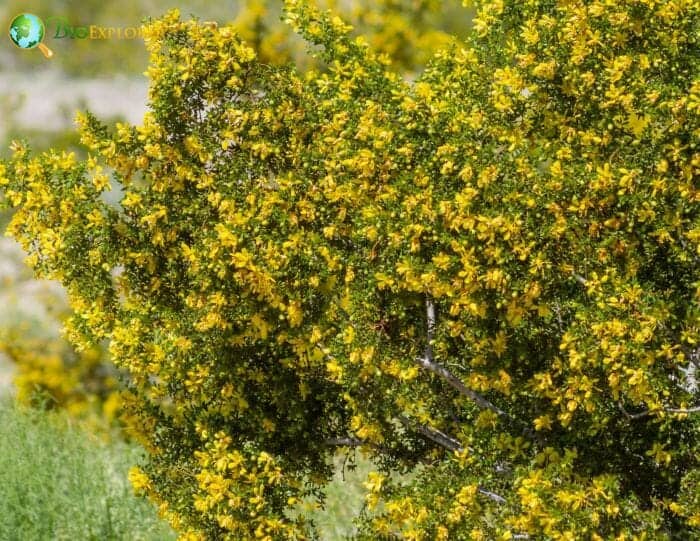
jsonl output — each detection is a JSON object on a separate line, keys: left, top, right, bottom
{"left": 0, "top": 0, "right": 467, "bottom": 428}
{"left": 0, "top": 1, "right": 464, "bottom": 430}
{"left": 1, "top": 0, "right": 699, "bottom": 539}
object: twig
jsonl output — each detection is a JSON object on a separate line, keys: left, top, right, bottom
{"left": 425, "top": 296, "right": 436, "bottom": 362}
{"left": 553, "top": 302, "right": 564, "bottom": 333}
{"left": 414, "top": 354, "right": 507, "bottom": 417}
{"left": 617, "top": 402, "right": 652, "bottom": 420}
{"left": 678, "top": 236, "right": 700, "bottom": 265}
{"left": 325, "top": 437, "right": 366, "bottom": 447}
{"left": 572, "top": 272, "right": 588, "bottom": 286}
{"left": 323, "top": 437, "right": 391, "bottom": 455}
{"left": 417, "top": 294, "right": 542, "bottom": 444}
{"left": 618, "top": 401, "right": 700, "bottom": 420}
{"left": 397, "top": 416, "right": 516, "bottom": 509}
{"left": 478, "top": 488, "right": 506, "bottom": 504}
{"left": 665, "top": 405, "right": 700, "bottom": 414}
{"left": 397, "top": 415, "right": 464, "bottom": 452}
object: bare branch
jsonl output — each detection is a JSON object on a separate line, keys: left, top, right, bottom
{"left": 572, "top": 272, "right": 588, "bottom": 286}
{"left": 553, "top": 302, "right": 565, "bottom": 333}
{"left": 397, "top": 417, "right": 517, "bottom": 511}
{"left": 665, "top": 405, "right": 700, "bottom": 414}
{"left": 324, "top": 437, "right": 365, "bottom": 447}
{"left": 398, "top": 415, "right": 464, "bottom": 452}
{"left": 414, "top": 355, "right": 507, "bottom": 417}
{"left": 478, "top": 488, "right": 507, "bottom": 504}
{"left": 617, "top": 402, "right": 652, "bottom": 420}
{"left": 425, "top": 296, "right": 436, "bottom": 362}
{"left": 323, "top": 437, "right": 393, "bottom": 456}
{"left": 416, "top": 295, "right": 542, "bottom": 444}
{"left": 618, "top": 401, "right": 700, "bottom": 420}
{"left": 417, "top": 298, "right": 505, "bottom": 416}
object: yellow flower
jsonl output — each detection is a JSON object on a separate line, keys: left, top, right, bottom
{"left": 535, "top": 415, "right": 552, "bottom": 430}
{"left": 128, "top": 467, "right": 152, "bottom": 493}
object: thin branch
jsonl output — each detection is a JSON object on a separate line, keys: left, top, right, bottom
{"left": 618, "top": 401, "right": 700, "bottom": 420}
{"left": 323, "top": 437, "right": 392, "bottom": 455}
{"left": 414, "top": 354, "right": 507, "bottom": 417}
{"left": 396, "top": 423, "right": 518, "bottom": 511}
{"left": 478, "top": 488, "right": 507, "bottom": 504}
{"left": 397, "top": 416, "right": 516, "bottom": 510}
{"left": 553, "top": 302, "right": 564, "bottom": 333}
{"left": 617, "top": 402, "right": 652, "bottom": 420}
{"left": 340, "top": 450, "right": 349, "bottom": 482}
{"left": 324, "top": 436, "right": 442, "bottom": 466}
{"left": 665, "top": 405, "right": 700, "bottom": 414}
{"left": 397, "top": 415, "right": 464, "bottom": 452}
{"left": 417, "top": 295, "right": 542, "bottom": 444}
{"left": 425, "top": 296, "right": 436, "bottom": 362}
{"left": 572, "top": 272, "right": 588, "bottom": 286}
{"left": 324, "top": 437, "right": 366, "bottom": 447}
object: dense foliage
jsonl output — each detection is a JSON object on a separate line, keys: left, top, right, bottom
{"left": 0, "top": 0, "right": 468, "bottom": 416}
{"left": 1, "top": 0, "right": 699, "bottom": 539}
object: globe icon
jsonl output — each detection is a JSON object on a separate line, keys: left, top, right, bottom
{"left": 8, "top": 13, "right": 53, "bottom": 58}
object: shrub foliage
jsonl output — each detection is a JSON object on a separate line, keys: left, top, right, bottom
{"left": 1, "top": 0, "right": 699, "bottom": 539}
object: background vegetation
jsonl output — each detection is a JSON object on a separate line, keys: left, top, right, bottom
{"left": 0, "top": 399, "right": 175, "bottom": 540}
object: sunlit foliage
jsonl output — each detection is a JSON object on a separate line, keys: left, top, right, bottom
{"left": 1, "top": 0, "right": 699, "bottom": 538}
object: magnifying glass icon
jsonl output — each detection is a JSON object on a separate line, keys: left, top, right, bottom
{"left": 8, "top": 13, "right": 54, "bottom": 59}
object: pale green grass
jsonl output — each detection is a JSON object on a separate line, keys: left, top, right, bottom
{"left": 0, "top": 400, "right": 175, "bottom": 541}
{"left": 0, "top": 397, "right": 408, "bottom": 540}
{"left": 293, "top": 451, "right": 420, "bottom": 540}
{"left": 301, "top": 453, "right": 374, "bottom": 540}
